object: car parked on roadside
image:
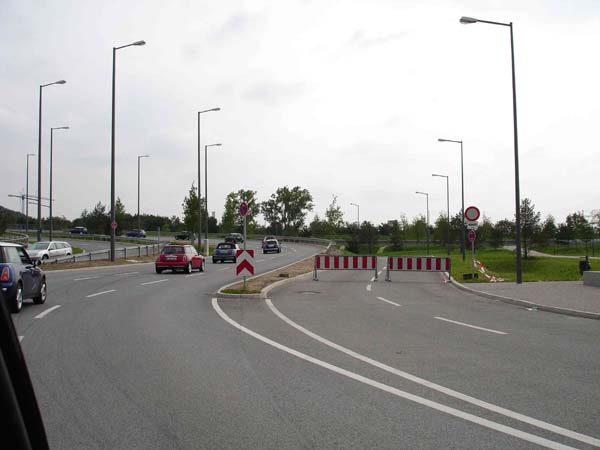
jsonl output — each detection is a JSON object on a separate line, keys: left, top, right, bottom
{"left": 0, "top": 242, "right": 47, "bottom": 313}
{"left": 126, "top": 229, "right": 146, "bottom": 238}
{"left": 27, "top": 241, "right": 73, "bottom": 262}
{"left": 212, "top": 242, "right": 239, "bottom": 264}
{"left": 262, "top": 238, "right": 281, "bottom": 254}
{"left": 224, "top": 233, "right": 244, "bottom": 244}
{"left": 155, "top": 244, "right": 204, "bottom": 274}
{"left": 69, "top": 226, "right": 88, "bottom": 235}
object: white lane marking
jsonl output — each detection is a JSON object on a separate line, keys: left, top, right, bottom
{"left": 73, "top": 276, "right": 100, "bottom": 281}
{"left": 377, "top": 270, "right": 382, "bottom": 276}
{"left": 34, "top": 305, "right": 62, "bottom": 319}
{"left": 218, "top": 267, "right": 229, "bottom": 271}
{"left": 256, "top": 259, "right": 265, "bottom": 262}
{"left": 376, "top": 296, "right": 401, "bottom": 307}
{"left": 369, "top": 276, "right": 375, "bottom": 282}
{"left": 435, "top": 317, "right": 507, "bottom": 335}
{"left": 265, "top": 299, "right": 600, "bottom": 448}
{"left": 86, "top": 290, "right": 116, "bottom": 298}
{"left": 18, "top": 336, "right": 24, "bottom": 342}
{"left": 381, "top": 266, "right": 386, "bottom": 270}
{"left": 366, "top": 284, "right": 372, "bottom": 292}
{"left": 214, "top": 299, "right": 578, "bottom": 450}
{"left": 118, "top": 271, "right": 139, "bottom": 276}
{"left": 141, "top": 279, "right": 168, "bottom": 286}
{"left": 185, "top": 273, "right": 202, "bottom": 278}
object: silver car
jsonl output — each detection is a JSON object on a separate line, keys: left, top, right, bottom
{"left": 27, "top": 241, "right": 73, "bottom": 262}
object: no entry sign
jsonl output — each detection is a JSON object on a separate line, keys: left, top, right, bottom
{"left": 464, "top": 206, "right": 480, "bottom": 222}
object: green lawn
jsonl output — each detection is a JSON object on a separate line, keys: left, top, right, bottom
{"left": 342, "top": 245, "right": 583, "bottom": 283}
{"left": 530, "top": 243, "right": 598, "bottom": 257}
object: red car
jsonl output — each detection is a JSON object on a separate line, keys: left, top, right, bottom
{"left": 155, "top": 244, "right": 205, "bottom": 274}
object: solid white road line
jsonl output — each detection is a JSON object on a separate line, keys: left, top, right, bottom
{"left": 434, "top": 317, "right": 507, "bottom": 335}
{"left": 376, "top": 296, "right": 401, "bottom": 307}
{"left": 366, "top": 284, "right": 372, "bottom": 292}
{"left": 256, "top": 259, "right": 265, "bottom": 262}
{"left": 18, "top": 336, "right": 24, "bottom": 342}
{"left": 86, "top": 290, "right": 116, "bottom": 298}
{"left": 34, "top": 305, "right": 62, "bottom": 319}
{"left": 117, "top": 272, "right": 139, "bottom": 276}
{"left": 213, "top": 298, "right": 578, "bottom": 450}
{"left": 218, "top": 267, "right": 229, "bottom": 271}
{"left": 73, "top": 276, "right": 100, "bottom": 281}
{"left": 264, "top": 299, "right": 600, "bottom": 448}
{"left": 141, "top": 279, "right": 168, "bottom": 286}
{"left": 185, "top": 273, "right": 202, "bottom": 278}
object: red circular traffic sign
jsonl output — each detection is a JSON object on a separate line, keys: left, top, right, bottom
{"left": 464, "top": 206, "right": 480, "bottom": 222}
{"left": 239, "top": 202, "right": 248, "bottom": 217}
{"left": 111, "top": 221, "right": 118, "bottom": 230}
{"left": 468, "top": 230, "right": 476, "bottom": 242}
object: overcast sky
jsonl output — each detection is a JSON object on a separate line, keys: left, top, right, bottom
{"left": 2, "top": 0, "right": 599, "bottom": 228}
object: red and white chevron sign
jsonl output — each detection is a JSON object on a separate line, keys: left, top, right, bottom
{"left": 236, "top": 249, "right": 254, "bottom": 276}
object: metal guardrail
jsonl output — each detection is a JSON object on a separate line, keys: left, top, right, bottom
{"left": 0, "top": 232, "right": 29, "bottom": 246}
{"left": 45, "top": 243, "right": 162, "bottom": 265}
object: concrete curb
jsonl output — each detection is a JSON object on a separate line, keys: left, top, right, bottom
{"left": 42, "top": 261, "right": 155, "bottom": 274}
{"left": 449, "top": 277, "right": 600, "bottom": 320}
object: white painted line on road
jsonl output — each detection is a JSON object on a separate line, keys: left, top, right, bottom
{"left": 141, "top": 279, "right": 168, "bottom": 286}
{"left": 86, "top": 290, "right": 116, "bottom": 298}
{"left": 118, "top": 272, "right": 139, "bottom": 276}
{"left": 218, "top": 267, "right": 229, "bottom": 271}
{"left": 370, "top": 276, "right": 376, "bottom": 282}
{"left": 256, "top": 259, "right": 265, "bottom": 262}
{"left": 264, "top": 299, "right": 600, "bottom": 448}
{"left": 434, "top": 317, "right": 507, "bottom": 335}
{"left": 381, "top": 266, "right": 386, "bottom": 271}
{"left": 366, "top": 284, "right": 372, "bottom": 292}
{"left": 18, "top": 336, "right": 24, "bottom": 342}
{"left": 377, "top": 270, "right": 382, "bottom": 276}
{"left": 185, "top": 273, "right": 202, "bottom": 278}
{"left": 214, "top": 298, "right": 579, "bottom": 450}
{"left": 73, "top": 276, "right": 100, "bottom": 281}
{"left": 376, "top": 296, "right": 401, "bottom": 307}
{"left": 35, "top": 305, "right": 62, "bottom": 319}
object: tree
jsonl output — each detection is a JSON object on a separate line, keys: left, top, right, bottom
{"left": 359, "top": 221, "right": 378, "bottom": 253}
{"left": 261, "top": 186, "right": 313, "bottom": 234}
{"left": 182, "top": 183, "right": 205, "bottom": 233}
{"left": 221, "top": 189, "right": 259, "bottom": 233}
{"left": 260, "top": 198, "right": 282, "bottom": 235}
{"left": 412, "top": 215, "right": 426, "bottom": 242}
{"left": 477, "top": 216, "right": 494, "bottom": 247}
{"left": 115, "top": 197, "right": 127, "bottom": 235}
{"left": 534, "top": 215, "right": 557, "bottom": 246}
{"left": 309, "top": 214, "right": 328, "bottom": 237}
{"left": 325, "top": 195, "right": 344, "bottom": 237}
{"left": 518, "top": 198, "right": 541, "bottom": 259}
{"left": 389, "top": 220, "right": 404, "bottom": 251}
{"left": 433, "top": 213, "right": 450, "bottom": 247}
{"left": 83, "top": 202, "right": 109, "bottom": 234}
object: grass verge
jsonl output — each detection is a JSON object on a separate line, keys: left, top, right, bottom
{"left": 42, "top": 255, "right": 156, "bottom": 271}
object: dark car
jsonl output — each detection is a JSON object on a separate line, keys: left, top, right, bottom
{"left": 175, "top": 231, "right": 195, "bottom": 241}
{"left": 155, "top": 244, "right": 205, "bottom": 274}
{"left": 225, "top": 233, "right": 244, "bottom": 243}
{"left": 126, "top": 229, "right": 146, "bottom": 238}
{"left": 69, "top": 226, "right": 88, "bottom": 235}
{"left": 262, "top": 239, "right": 281, "bottom": 254}
{"left": 0, "top": 242, "right": 47, "bottom": 313}
{"left": 262, "top": 235, "right": 276, "bottom": 248}
{"left": 212, "top": 242, "right": 239, "bottom": 263}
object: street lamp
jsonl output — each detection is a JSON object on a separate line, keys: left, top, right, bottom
{"left": 432, "top": 174, "right": 451, "bottom": 255}
{"left": 197, "top": 107, "right": 221, "bottom": 250}
{"left": 205, "top": 143, "right": 222, "bottom": 256}
{"left": 350, "top": 203, "right": 360, "bottom": 228}
{"left": 438, "top": 138, "right": 465, "bottom": 261}
{"left": 37, "top": 79, "right": 66, "bottom": 242}
{"left": 110, "top": 39, "right": 146, "bottom": 261}
{"left": 137, "top": 155, "right": 150, "bottom": 230}
{"left": 415, "top": 191, "right": 430, "bottom": 254}
{"left": 49, "top": 126, "right": 69, "bottom": 241}
{"left": 25, "top": 153, "right": 35, "bottom": 233}
{"left": 460, "top": 15, "right": 522, "bottom": 283}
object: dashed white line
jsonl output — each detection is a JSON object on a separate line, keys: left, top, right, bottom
{"left": 18, "top": 336, "right": 24, "bottom": 342}
{"left": 185, "top": 273, "right": 202, "bottom": 278}
{"left": 73, "top": 276, "right": 99, "bottom": 281}
{"left": 376, "top": 296, "right": 401, "bottom": 307}
{"left": 369, "top": 276, "right": 376, "bottom": 282}
{"left": 118, "top": 271, "right": 139, "bottom": 276}
{"left": 214, "top": 298, "right": 580, "bottom": 450}
{"left": 86, "top": 290, "right": 116, "bottom": 298}
{"left": 141, "top": 279, "right": 168, "bottom": 286}
{"left": 35, "top": 305, "right": 62, "bottom": 319}
{"left": 256, "top": 259, "right": 265, "bottom": 262}
{"left": 263, "top": 299, "right": 598, "bottom": 449}
{"left": 434, "top": 317, "right": 507, "bottom": 335}
{"left": 218, "top": 267, "right": 229, "bottom": 271}
{"left": 366, "top": 284, "right": 372, "bottom": 292}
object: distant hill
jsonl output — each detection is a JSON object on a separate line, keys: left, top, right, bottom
{"left": 0, "top": 205, "right": 28, "bottom": 233}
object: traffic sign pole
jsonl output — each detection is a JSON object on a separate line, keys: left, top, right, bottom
{"left": 243, "top": 214, "right": 247, "bottom": 291}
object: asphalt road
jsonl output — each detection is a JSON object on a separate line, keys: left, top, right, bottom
{"left": 12, "top": 251, "right": 600, "bottom": 449}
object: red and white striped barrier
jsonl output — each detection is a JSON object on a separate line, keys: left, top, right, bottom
{"left": 386, "top": 256, "right": 451, "bottom": 281}
{"left": 313, "top": 255, "right": 378, "bottom": 281}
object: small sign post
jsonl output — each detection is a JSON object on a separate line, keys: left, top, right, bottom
{"left": 465, "top": 207, "right": 480, "bottom": 280}
{"left": 239, "top": 202, "right": 248, "bottom": 290}
{"left": 468, "top": 230, "right": 476, "bottom": 279}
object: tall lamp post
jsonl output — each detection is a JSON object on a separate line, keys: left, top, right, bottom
{"left": 415, "top": 191, "right": 430, "bottom": 254}
{"left": 350, "top": 203, "right": 360, "bottom": 228}
{"left": 205, "top": 143, "right": 222, "bottom": 256}
{"left": 110, "top": 39, "right": 145, "bottom": 261}
{"left": 25, "top": 153, "right": 35, "bottom": 233}
{"left": 460, "top": 15, "right": 522, "bottom": 283}
{"left": 49, "top": 126, "right": 69, "bottom": 241}
{"left": 37, "top": 79, "right": 66, "bottom": 242}
{"left": 432, "top": 174, "right": 450, "bottom": 255}
{"left": 438, "top": 138, "right": 465, "bottom": 261}
{"left": 137, "top": 154, "right": 150, "bottom": 230}
{"left": 197, "top": 108, "right": 220, "bottom": 250}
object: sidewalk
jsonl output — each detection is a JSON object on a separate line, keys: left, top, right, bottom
{"left": 452, "top": 280, "right": 600, "bottom": 319}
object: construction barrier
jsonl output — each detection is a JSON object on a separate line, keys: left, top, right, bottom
{"left": 313, "top": 255, "right": 378, "bottom": 281}
{"left": 385, "top": 256, "right": 451, "bottom": 281}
